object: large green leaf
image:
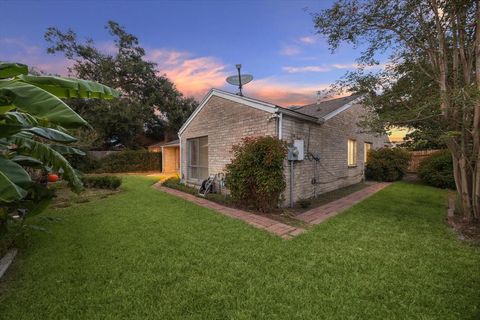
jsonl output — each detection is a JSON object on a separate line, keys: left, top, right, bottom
{"left": 14, "top": 137, "right": 83, "bottom": 192}
{"left": 0, "top": 170, "right": 27, "bottom": 203}
{"left": 11, "top": 155, "right": 43, "bottom": 167}
{"left": 17, "top": 75, "right": 120, "bottom": 99}
{"left": 0, "top": 156, "right": 31, "bottom": 187}
{"left": 0, "top": 123, "right": 23, "bottom": 138}
{"left": 50, "top": 144, "right": 86, "bottom": 156}
{"left": 0, "top": 80, "right": 88, "bottom": 128}
{"left": 26, "top": 127, "right": 77, "bottom": 143}
{"left": 0, "top": 62, "right": 28, "bottom": 79}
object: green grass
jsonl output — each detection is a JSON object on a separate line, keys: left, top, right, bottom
{"left": 0, "top": 177, "right": 479, "bottom": 319}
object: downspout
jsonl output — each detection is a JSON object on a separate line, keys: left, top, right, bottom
{"left": 290, "top": 160, "right": 294, "bottom": 208}
{"left": 278, "top": 112, "right": 283, "bottom": 140}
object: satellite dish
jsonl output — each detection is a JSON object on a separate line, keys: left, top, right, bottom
{"left": 225, "top": 64, "right": 253, "bottom": 96}
{"left": 226, "top": 74, "right": 253, "bottom": 86}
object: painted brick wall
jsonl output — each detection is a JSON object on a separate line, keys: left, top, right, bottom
{"left": 281, "top": 103, "right": 389, "bottom": 204}
{"left": 179, "top": 95, "right": 277, "bottom": 184}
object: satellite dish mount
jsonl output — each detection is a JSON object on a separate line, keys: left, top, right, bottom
{"left": 226, "top": 64, "right": 253, "bottom": 96}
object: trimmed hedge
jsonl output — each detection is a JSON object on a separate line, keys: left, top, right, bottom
{"left": 81, "top": 175, "right": 122, "bottom": 189}
{"left": 69, "top": 150, "right": 162, "bottom": 173}
{"left": 365, "top": 148, "right": 411, "bottom": 182}
{"left": 418, "top": 150, "right": 455, "bottom": 189}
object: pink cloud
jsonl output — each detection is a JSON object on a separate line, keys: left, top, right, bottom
{"left": 244, "top": 78, "right": 332, "bottom": 107}
{"left": 146, "top": 49, "right": 228, "bottom": 98}
{"left": 299, "top": 36, "right": 317, "bottom": 44}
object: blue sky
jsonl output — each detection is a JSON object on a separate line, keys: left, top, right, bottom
{"left": 1, "top": 0, "right": 376, "bottom": 106}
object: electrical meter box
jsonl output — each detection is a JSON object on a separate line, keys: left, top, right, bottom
{"left": 288, "top": 140, "right": 304, "bottom": 161}
{"left": 294, "top": 140, "right": 304, "bottom": 160}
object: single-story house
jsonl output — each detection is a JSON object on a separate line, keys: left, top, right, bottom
{"left": 148, "top": 140, "right": 180, "bottom": 174}
{"left": 178, "top": 89, "right": 389, "bottom": 205}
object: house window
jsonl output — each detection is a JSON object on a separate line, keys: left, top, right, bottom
{"left": 347, "top": 139, "right": 357, "bottom": 167}
{"left": 187, "top": 136, "right": 208, "bottom": 180}
{"left": 364, "top": 142, "right": 372, "bottom": 163}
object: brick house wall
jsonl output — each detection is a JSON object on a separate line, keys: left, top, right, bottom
{"left": 179, "top": 93, "right": 388, "bottom": 205}
{"left": 179, "top": 95, "right": 277, "bottom": 184}
{"left": 281, "top": 103, "right": 388, "bottom": 204}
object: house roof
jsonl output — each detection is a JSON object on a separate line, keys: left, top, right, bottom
{"left": 163, "top": 139, "right": 179, "bottom": 147}
{"left": 291, "top": 94, "right": 363, "bottom": 119}
{"left": 178, "top": 89, "right": 364, "bottom": 135}
{"left": 178, "top": 89, "right": 319, "bottom": 135}
{"left": 148, "top": 139, "right": 179, "bottom": 148}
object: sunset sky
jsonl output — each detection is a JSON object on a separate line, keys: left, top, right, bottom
{"left": 1, "top": 0, "right": 384, "bottom": 107}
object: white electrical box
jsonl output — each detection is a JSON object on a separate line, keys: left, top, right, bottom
{"left": 294, "top": 140, "right": 304, "bottom": 160}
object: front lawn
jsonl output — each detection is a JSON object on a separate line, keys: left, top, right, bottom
{"left": 0, "top": 177, "right": 479, "bottom": 319}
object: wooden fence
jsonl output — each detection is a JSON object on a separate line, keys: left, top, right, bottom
{"left": 408, "top": 150, "right": 440, "bottom": 173}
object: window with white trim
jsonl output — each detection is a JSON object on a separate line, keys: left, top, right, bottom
{"left": 364, "top": 142, "right": 372, "bottom": 163}
{"left": 347, "top": 139, "right": 357, "bottom": 167}
{"left": 187, "top": 136, "right": 208, "bottom": 180}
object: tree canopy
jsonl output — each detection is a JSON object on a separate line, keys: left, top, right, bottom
{"left": 314, "top": 0, "right": 480, "bottom": 221}
{"left": 44, "top": 21, "right": 197, "bottom": 149}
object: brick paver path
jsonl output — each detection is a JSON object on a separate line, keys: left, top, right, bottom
{"left": 153, "top": 183, "right": 305, "bottom": 239}
{"left": 295, "top": 182, "right": 390, "bottom": 225}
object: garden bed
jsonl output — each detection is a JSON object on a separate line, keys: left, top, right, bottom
{"left": 161, "top": 178, "right": 374, "bottom": 227}
{"left": 162, "top": 178, "right": 307, "bottom": 228}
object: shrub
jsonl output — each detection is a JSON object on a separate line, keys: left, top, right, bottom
{"left": 225, "top": 136, "right": 287, "bottom": 212}
{"left": 365, "top": 148, "right": 411, "bottom": 182}
{"left": 67, "top": 153, "right": 100, "bottom": 173}
{"left": 162, "top": 177, "right": 196, "bottom": 195}
{"left": 81, "top": 175, "right": 122, "bottom": 189}
{"left": 95, "top": 150, "right": 161, "bottom": 173}
{"left": 418, "top": 150, "right": 455, "bottom": 189}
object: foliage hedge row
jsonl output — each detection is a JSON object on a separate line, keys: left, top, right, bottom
{"left": 225, "top": 136, "right": 287, "bottom": 212}
{"left": 418, "top": 150, "right": 455, "bottom": 189}
{"left": 365, "top": 148, "right": 411, "bottom": 182}
{"left": 81, "top": 175, "right": 122, "bottom": 189}
{"left": 69, "top": 150, "right": 162, "bottom": 173}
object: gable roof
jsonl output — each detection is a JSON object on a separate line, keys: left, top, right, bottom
{"left": 178, "top": 89, "right": 319, "bottom": 135}
{"left": 291, "top": 94, "right": 363, "bottom": 120}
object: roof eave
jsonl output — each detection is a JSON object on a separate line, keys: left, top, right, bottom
{"left": 276, "top": 107, "right": 323, "bottom": 124}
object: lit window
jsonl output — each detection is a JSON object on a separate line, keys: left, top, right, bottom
{"left": 364, "top": 142, "right": 372, "bottom": 163}
{"left": 187, "top": 136, "right": 208, "bottom": 180}
{"left": 348, "top": 139, "right": 357, "bottom": 167}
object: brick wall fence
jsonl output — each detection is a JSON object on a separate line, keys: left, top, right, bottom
{"left": 408, "top": 150, "right": 440, "bottom": 173}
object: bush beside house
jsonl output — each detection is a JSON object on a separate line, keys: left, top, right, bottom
{"left": 225, "top": 136, "right": 287, "bottom": 212}
{"left": 418, "top": 150, "right": 455, "bottom": 189}
{"left": 366, "top": 148, "right": 411, "bottom": 182}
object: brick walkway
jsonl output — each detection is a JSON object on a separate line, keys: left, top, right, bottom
{"left": 295, "top": 182, "right": 390, "bottom": 225}
{"left": 152, "top": 183, "right": 305, "bottom": 239}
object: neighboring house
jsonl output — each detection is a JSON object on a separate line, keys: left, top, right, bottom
{"left": 148, "top": 140, "right": 180, "bottom": 174}
{"left": 178, "top": 89, "right": 389, "bottom": 205}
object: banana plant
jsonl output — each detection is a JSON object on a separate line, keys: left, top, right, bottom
{"left": 0, "top": 61, "right": 119, "bottom": 232}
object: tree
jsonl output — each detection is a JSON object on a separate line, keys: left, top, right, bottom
{"left": 314, "top": 0, "right": 480, "bottom": 222}
{"left": 44, "top": 21, "right": 196, "bottom": 149}
{"left": 0, "top": 61, "right": 118, "bottom": 235}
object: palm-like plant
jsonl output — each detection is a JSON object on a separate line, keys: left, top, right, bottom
{"left": 0, "top": 62, "right": 119, "bottom": 234}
